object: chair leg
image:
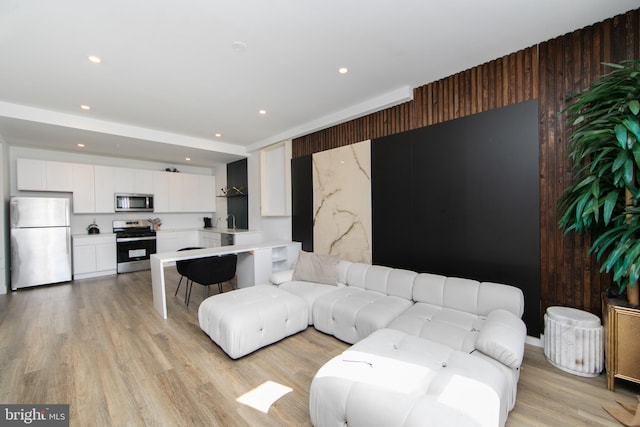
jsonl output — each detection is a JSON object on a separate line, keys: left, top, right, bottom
{"left": 186, "top": 280, "right": 192, "bottom": 306}
{"left": 218, "top": 282, "right": 223, "bottom": 293}
{"left": 175, "top": 276, "right": 184, "bottom": 297}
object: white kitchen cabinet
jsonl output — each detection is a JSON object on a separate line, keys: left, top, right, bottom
{"left": 159, "top": 172, "right": 215, "bottom": 213}
{"left": 260, "top": 142, "right": 291, "bottom": 216}
{"left": 114, "top": 167, "right": 135, "bottom": 193}
{"left": 72, "top": 235, "right": 117, "bottom": 280}
{"left": 175, "top": 173, "right": 215, "bottom": 213}
{"left": 46, "top": 161, "right": 74, "bottom": 191}
{"left": 94, "top": 165, "right": 115, "bottom": 213}
{"left": 135, "top": 170, "right": 154, "bottom": 194}
{"left": 156, "top": 230, "right": 199, "bottom": 253}
{"left": 152, "top": 171, "right": 170, "bottom": 212}
{"left": 72, "top": 163, "right": 95, "bottom": 213}
{"left": 199, "top": 230, "right": 221, "bottom": 248}
{"left": 17, "top": 158, "right": 45, "bottom": 190}
{"left": 115, "top": 168, "right": 154, "bottom": 194}
{"left": 167, "top": 173, "right": 183, "bottom": 212}
{"left": 17, "top": 158, "right": 73, "bottom": 192}
{"left": 72, "top": 164, "right": 115, "bottom": 214}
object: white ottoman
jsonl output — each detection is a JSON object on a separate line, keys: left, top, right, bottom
{"left": 310, "top": 328, "right": 510, "bottom": 427}
{"left": 198, "top": 285, "right": 308, "bottom": 359}
{"left": 544, "top": 306, "right": 604, "bottom": 377}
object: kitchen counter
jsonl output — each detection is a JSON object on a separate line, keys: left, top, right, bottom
{"left": 200, "top": 227, "right": 261, "bottom": 234}
{"left": 72, "top": 233, "right": 116, "bottom": 238}
{"left": 156, "top": 227, "right": 261, "bottom": 234}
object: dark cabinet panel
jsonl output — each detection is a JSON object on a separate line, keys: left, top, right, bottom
{"left": 372, "top": 100, "right": 541, "bottom": 335}
{"left": 227, "top": 159, "right": 248, "bottom": 229}
{"left": 291, "top": 156, "right": 313, "bottom": 251}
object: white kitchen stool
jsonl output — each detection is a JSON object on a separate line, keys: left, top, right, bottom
{"left": 543, "top": 306, "right": 603, "bottom": 377}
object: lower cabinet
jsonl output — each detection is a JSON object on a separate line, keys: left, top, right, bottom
{"left": 72, "top": 235, "right": 117, "bottom": 280}
{"left": 199, "top": 231, "right": 221, "bottom": 248}
{"left": 156, "top": 230, "right": 199, "bottom": 253}
{"left": 603, "top": 293, "right": 640, "bottom": 390}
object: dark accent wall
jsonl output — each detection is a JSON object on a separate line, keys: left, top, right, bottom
{"left": 226, "top": 159, "right": 248, "bottom": 229}
{"left": 291, "top": 9, "right": 640, "bottom": 323}
{"left": 372, "top": 100, "right": 540, "bottom": 335}
{"left": 291, "top": 156, "right": 313, "bottom": 251}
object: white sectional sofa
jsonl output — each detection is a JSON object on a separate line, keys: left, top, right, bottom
{"left": 199, "top": 253, "right": 527, "bottom": 426}
{"left": 272, "top": 256, "right": 527, "bottom": 427}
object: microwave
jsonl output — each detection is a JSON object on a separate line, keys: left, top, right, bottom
{"left": 114, "top": 193, "right": 154, "bottom": 212}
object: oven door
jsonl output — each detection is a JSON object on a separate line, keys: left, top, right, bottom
{"left": 116, "top": 236, "right": 157, "bottom": 273}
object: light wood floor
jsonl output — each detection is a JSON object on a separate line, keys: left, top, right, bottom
{"left": 0, "top": 269, "right": 638, "bottom": 426}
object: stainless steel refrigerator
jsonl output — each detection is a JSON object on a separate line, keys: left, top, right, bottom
{"left": 10, "top": 197, "right": 72, "bottom": 290}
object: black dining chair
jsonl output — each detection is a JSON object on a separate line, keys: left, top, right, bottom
{"left": 185, "top": 253, "right": 238, "bottom": 306}
{"left": 174, "top": 247, "right": 204, "bottom": 300}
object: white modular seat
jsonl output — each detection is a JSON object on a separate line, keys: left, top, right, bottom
{"left": 310, "top": 328, "right": 510, "bottom": 427}
{"left": 198, "top": 285, "right": 308, "bottom": 359}
{"left": 312, "top": 263, "right": 416, "bottom": 344}
{"left": 388, "top": 274, "right": 525, "bottom": 352}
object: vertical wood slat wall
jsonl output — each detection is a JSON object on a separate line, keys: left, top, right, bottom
{"left": 292, "top": 9, "right": 640, "bottom": 319}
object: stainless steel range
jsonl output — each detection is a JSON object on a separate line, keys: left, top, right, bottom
{"left": 113, "top": 219, "right": 157, "bottom": 273}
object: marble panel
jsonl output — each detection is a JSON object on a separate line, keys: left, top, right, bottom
{"left": 313, "top": 140, "right": 371, "bottom": 263}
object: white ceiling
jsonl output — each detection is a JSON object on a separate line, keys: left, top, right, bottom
{"left": 0, "top": 1, "right": 637, "bottom": 167}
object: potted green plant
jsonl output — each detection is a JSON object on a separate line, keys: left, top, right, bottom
{"left": 558, "top": 59, "right": 640, "bottom": 305}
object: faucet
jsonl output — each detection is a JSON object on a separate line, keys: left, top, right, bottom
{"left": 226, "top": 214, "right": 236, "bottom": 230}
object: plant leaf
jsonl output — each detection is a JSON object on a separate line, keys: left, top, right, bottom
{"left": 629, "top": 100, "right": 640, "bottom": 116}
{"left": 603, "top": 191, "right": 619, "bottom": 225}
{"left": 615, "top": 124, "right": 628, "bottom": 148}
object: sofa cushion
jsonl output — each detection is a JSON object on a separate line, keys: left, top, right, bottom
{"left": 292, "top": 251, "right": 339, "bottom": 285}
{"left": 412, "top": 274, "right": 524, "bottom": 318}
{"left": 278, "top": 280, "right": 340, "bottom": 325}
{"left": 387, "top": 303, "right": 483, "bottom": 352}
{"left": 312, "top": 287, "right": 413, "bottom": 344}
{"left": 477, "top": 282, "right": 525, "bottom": 318}
{"left": 476, "top": 309, "right": 527, "bottom": 368}
{"left": 341, "top": 262, "right": 417, "bottom": 299}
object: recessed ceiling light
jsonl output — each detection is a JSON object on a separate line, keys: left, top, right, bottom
{"left": 215, "top": 133, "right": 222, "bottom": 138}
{"left": 80, "top": 104, "right": 91, "bottom": 110}
{"left": 77, "top": 143, "right": 85, "bottom": 148}
{"left": 338, "top": 67, "right": 348, "bottom": 74}
{"left": 88, "top": 55, "right": 101, "bottom": 64}
{"left": 185, "top": 157, "right": 191, "bottom": 161}
{"left": 259, "top": 110, "right": 267, "bottom": 115}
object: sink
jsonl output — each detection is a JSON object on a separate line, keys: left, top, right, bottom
{"left": 209, "top": 228, "right": 250, "bottom": 233}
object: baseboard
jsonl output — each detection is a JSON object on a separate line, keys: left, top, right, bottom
{"left": 526, "top": 334, "right": 543, "bottom": 348}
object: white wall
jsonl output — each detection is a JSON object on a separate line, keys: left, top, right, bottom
{"left": 0, "top": 141, "right": 6, "bottom": 294}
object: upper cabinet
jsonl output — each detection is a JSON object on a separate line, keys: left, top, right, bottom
{"left": 18, "top": 159, "right": 215, "bottom": 214}
{"left": 181, "top": 173, "right": 216, "bottom": 212}
{"left": 72, "top": 163, "right": 96, "bottom": 213}
{"left": 17, "top": 159, "right": 73, "bottom": 192}
{"left": 113, "top": 168, "right": 154, "bottom": 194}
{"left": 260, "top": 142, "right": 291, "bottom": 216}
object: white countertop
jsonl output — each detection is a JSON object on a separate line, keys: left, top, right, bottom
{"left": 72, "top": 233, "right": 116, "bottom": 238}
{"left": 156, "top": 227, "right": 261, "bottom": 234}
{"left": 152, "top": 240, "right": 292, "bottom": 262}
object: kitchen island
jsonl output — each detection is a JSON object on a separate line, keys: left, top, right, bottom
{"left": 150, "top": 241, "right": 300, "bottom": 319}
